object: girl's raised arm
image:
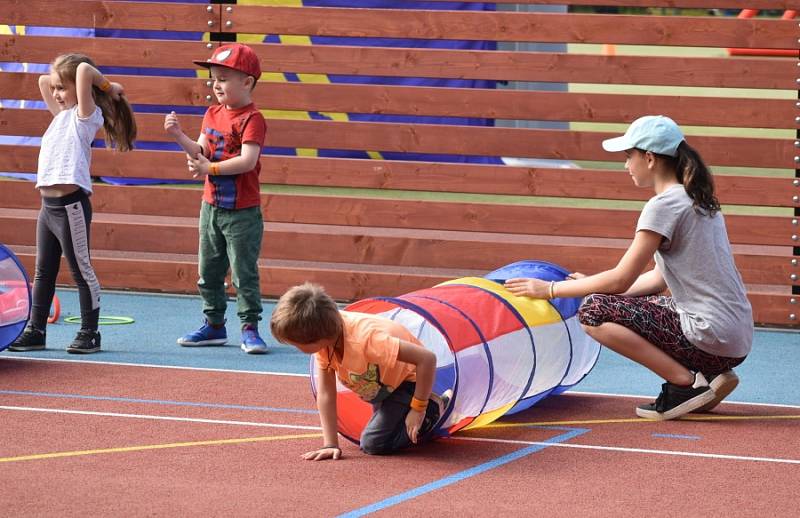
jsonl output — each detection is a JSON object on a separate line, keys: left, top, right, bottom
{"left": 74, "top": 62, "right": 102, "bottom": 119}
{"left": 37, "top": 75, "right": 60, "bottom": 117}
{"left": 75, "top": 62, "right": 123, "bottom": 119}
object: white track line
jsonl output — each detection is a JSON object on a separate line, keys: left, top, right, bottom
{"left": 454, "top": 437, "right": 800, "bottom": 465}
{"left": 3, "top": 357, "right": 799, "bottom": 410}
{"left": 566, "top": 390, "right": 800, "bottom": 410}
{"left": 0, "top": 356, "right": 307, "bottom": 377}
{"left": 0, "top": 405, "right": 322, "bottom": 431}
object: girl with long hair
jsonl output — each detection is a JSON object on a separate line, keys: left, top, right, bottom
{"left": 9, "top": 53, "right": 136, "bottom": 354}
{"left": 505, "top": 116, "right": 752, "bottom": 420}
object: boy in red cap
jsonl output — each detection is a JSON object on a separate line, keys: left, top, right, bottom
{"left": 164, "top": 43, "right": 269, "bottom": 354}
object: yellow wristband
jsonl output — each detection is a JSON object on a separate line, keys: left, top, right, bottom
{"left": 99, "top": 79, "right": 112, "bottom": 92}
{"left": 210, "top": 163, "right": 219, "bottom": 175}
{"left": 410, "top": 397, "right": 428, "bottom": 412}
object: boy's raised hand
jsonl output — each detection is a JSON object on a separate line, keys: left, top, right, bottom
{"left": 301, "top": 446, "right": 342, "bottom": 461}
{"left": 164, "top": 111, "right": 182, "bottom": 137}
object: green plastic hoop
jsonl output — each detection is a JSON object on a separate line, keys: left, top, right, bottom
{"left": 63, "top": 315, "right": 135, "bottom": 325}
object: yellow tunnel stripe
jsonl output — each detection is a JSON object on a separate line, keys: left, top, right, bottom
{"left": 439, "top": 277, "right": 563, "bottom": 327}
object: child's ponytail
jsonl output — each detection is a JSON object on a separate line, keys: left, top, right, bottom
{"left": 94, "top": 91, "right": 137, "bottom": 152}
{"left": 671, "top": 141, "right": 720, "bottom": 216}
{"left": 51, "top": 53, "right": 137, "bottom": 152}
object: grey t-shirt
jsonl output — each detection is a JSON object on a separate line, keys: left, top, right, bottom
{"left": 636, "top": 184, "right": 752, "bottom": 358}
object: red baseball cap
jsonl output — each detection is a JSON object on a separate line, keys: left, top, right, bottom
{"left": 193, "top": 43, "right": 261, "bottom": 79}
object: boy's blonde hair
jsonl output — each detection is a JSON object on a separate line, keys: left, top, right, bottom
{"left": 270, "top": 282, "right": 342, "bottom": 345}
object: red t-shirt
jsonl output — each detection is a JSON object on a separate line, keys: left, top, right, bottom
{"left": 201, "top": 103, "right": 266, "bottom": 209}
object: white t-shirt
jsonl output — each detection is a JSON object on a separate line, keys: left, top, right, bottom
{"left": 637, "top": 184, "right": 753, "bottom": 358}
{"left": 36, "top": 105, "right": 103, "bottom": 193}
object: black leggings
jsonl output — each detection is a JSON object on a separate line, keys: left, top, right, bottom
{"left": 30, "top": 189, "right": 100, "bottom": 332}
{"left": 578, "top": 294, "right": 744, "bottom": 376}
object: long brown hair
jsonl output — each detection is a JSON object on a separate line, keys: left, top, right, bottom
{"left": 51, "top": 53, "right": 137, "bottom": 152}
{"left": 661, "top": 141, "right": 720, "bottom": 216}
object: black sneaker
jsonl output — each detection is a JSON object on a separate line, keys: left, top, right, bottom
{"left": 636, "top": 372, "right": 715, "bottom": 420}
{"left": 7, "top": 327, "right": 46, "bottom": 351}
{"left": 67, "top": 329, "right": 101, "bottom": 354}
{"left": 695, "top": 370, "right": 739, "bottom": 413}
{"left": 420, "top": 389, "right": 453, "bottom": 438}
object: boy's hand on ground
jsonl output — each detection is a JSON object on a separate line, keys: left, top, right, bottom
{"left": 405, "top": 408, "right": 425, "bottom": 444}
{"left": 164, "top": 111, "right": 182, "bottom": 137}
{"left": 301, "top": 446, "right": 342, "bottom": 461}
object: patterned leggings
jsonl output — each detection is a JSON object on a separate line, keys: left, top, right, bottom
{"left": 578, "top": 294, "right": 745, "bottom": 376}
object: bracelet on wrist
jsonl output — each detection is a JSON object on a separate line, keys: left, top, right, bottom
{"left": 548, "top": 281, "right": 556, "bottom": 300}
{"left": 322, "top": 445, "right": 340, "bottom": 450}
{"left": 410, "top": 396, "right": 428, "bottom": 412}
{"left": 98, "top": 79, "right": 112, "bottom": 92}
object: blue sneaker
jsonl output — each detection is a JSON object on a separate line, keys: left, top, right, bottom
{"left": 241, "top": 324, "right": 268, "bottom": 354}
{"left": 177, "top": 320, "right": 227, "bottom": 347}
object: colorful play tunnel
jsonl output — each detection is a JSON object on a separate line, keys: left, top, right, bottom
{"left": 0, "top": 244, "right": 31, "bottom": 351}
{"left": 311, "top": 260, "right": 601, "bottom": 443}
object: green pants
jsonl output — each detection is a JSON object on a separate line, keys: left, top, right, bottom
{"left": 198, "top": 202, "right": 263, "bottom": 326}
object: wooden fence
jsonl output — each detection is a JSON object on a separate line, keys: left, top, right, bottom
{"left": 0, "top": 0, "right": 797, "bottom": 326}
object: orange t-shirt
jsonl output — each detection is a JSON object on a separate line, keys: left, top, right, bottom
{"left": 315, "top": 311, "right": 421, "bottom": 403}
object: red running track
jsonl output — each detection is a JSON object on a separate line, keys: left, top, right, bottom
{"left": 0, "top": 358, "right": 797, "bottom": 517}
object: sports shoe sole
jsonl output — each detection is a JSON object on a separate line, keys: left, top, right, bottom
{"left": 177, "top": 338, "right": 228, "bottom": 347}
{"left": 635, "top": 388, "right": 716, "bottom": 420}
{"left": 695, "top": 371, "right": 739, "bottom": 413}
{"left": 67, "top": 346, "right": 101, "bottom": 354}
{"left": 7, "top": 344, "right": 46, "bottom": 352}
{"left": 241, "top": 343, "right": 268, "bottom": 354}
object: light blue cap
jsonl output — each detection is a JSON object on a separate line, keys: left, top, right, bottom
{"left": 602, "top": 115, "right": 685, "bottom": 157}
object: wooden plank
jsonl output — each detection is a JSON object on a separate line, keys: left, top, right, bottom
{"left": 0, "top": 35, "right": 213, "bottom": 70}
{"left": 10, "top": 249, "right": 794, "bottom": 326}
{"left": 258, "top": 156, "right": 798, "bottom": 208}
{"left": 3, "top": 72, "right": 792, "bottom": 129}
{"left": 262, "top": 120, "right": 794, "bottom": 169}
{"left": 425, "top": 0, "right": 798, "bottom": 8}
{"left": 3, "top": 209, "right": 792, "bottom": 285}
{"left": 258, "top": 45, "right": 796, "bottom": 90}
{"left": 251, "top": 83, "right": 792, "bottom": 130}
{"left": 748, "top": 293, "right": 798, "bottom": 327}
{"left": 3, "top": 44, "right": 794, "bottom": 91}
{"left": 224, "top": 6, "right": 795, "bottom": 48}
{"left": 2, "top": 73, "right": 793, "bottom": 129}
{"left": 1, "top": 147, "right": 794, "bottom": 208}
{"left": 0, "top": 181, "right": 790, "bottom": 246}
{"left": 2, "top": 109, "right": 791, "bottom": 168}
{"left": 0, "top": 72, "right": 210, "bottom": 107}
{"left": 3, "top": 1, "right": 219, "bottom": 32}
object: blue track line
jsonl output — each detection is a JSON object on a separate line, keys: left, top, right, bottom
{"left": 337, "top": 427, "right": 589, "bottom": 518}
{"left": 0, "top": 389, "right": 317, "bottom": 414}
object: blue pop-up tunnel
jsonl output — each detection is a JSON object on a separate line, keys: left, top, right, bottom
{"left": 0, "top": 244, "right": 31, "bottom": 351}
{"left": 311, "top": 260, "right": 601, "bottom": 443}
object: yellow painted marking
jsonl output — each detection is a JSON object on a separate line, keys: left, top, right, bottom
{"left": 483, "top": 414, "right": 800, "bottom": 429}
{"left": 463, "top": 402, "right": 515, "bottom": 430}
{"left": 0, "top": 433, "right": 322, "bottom": 464}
